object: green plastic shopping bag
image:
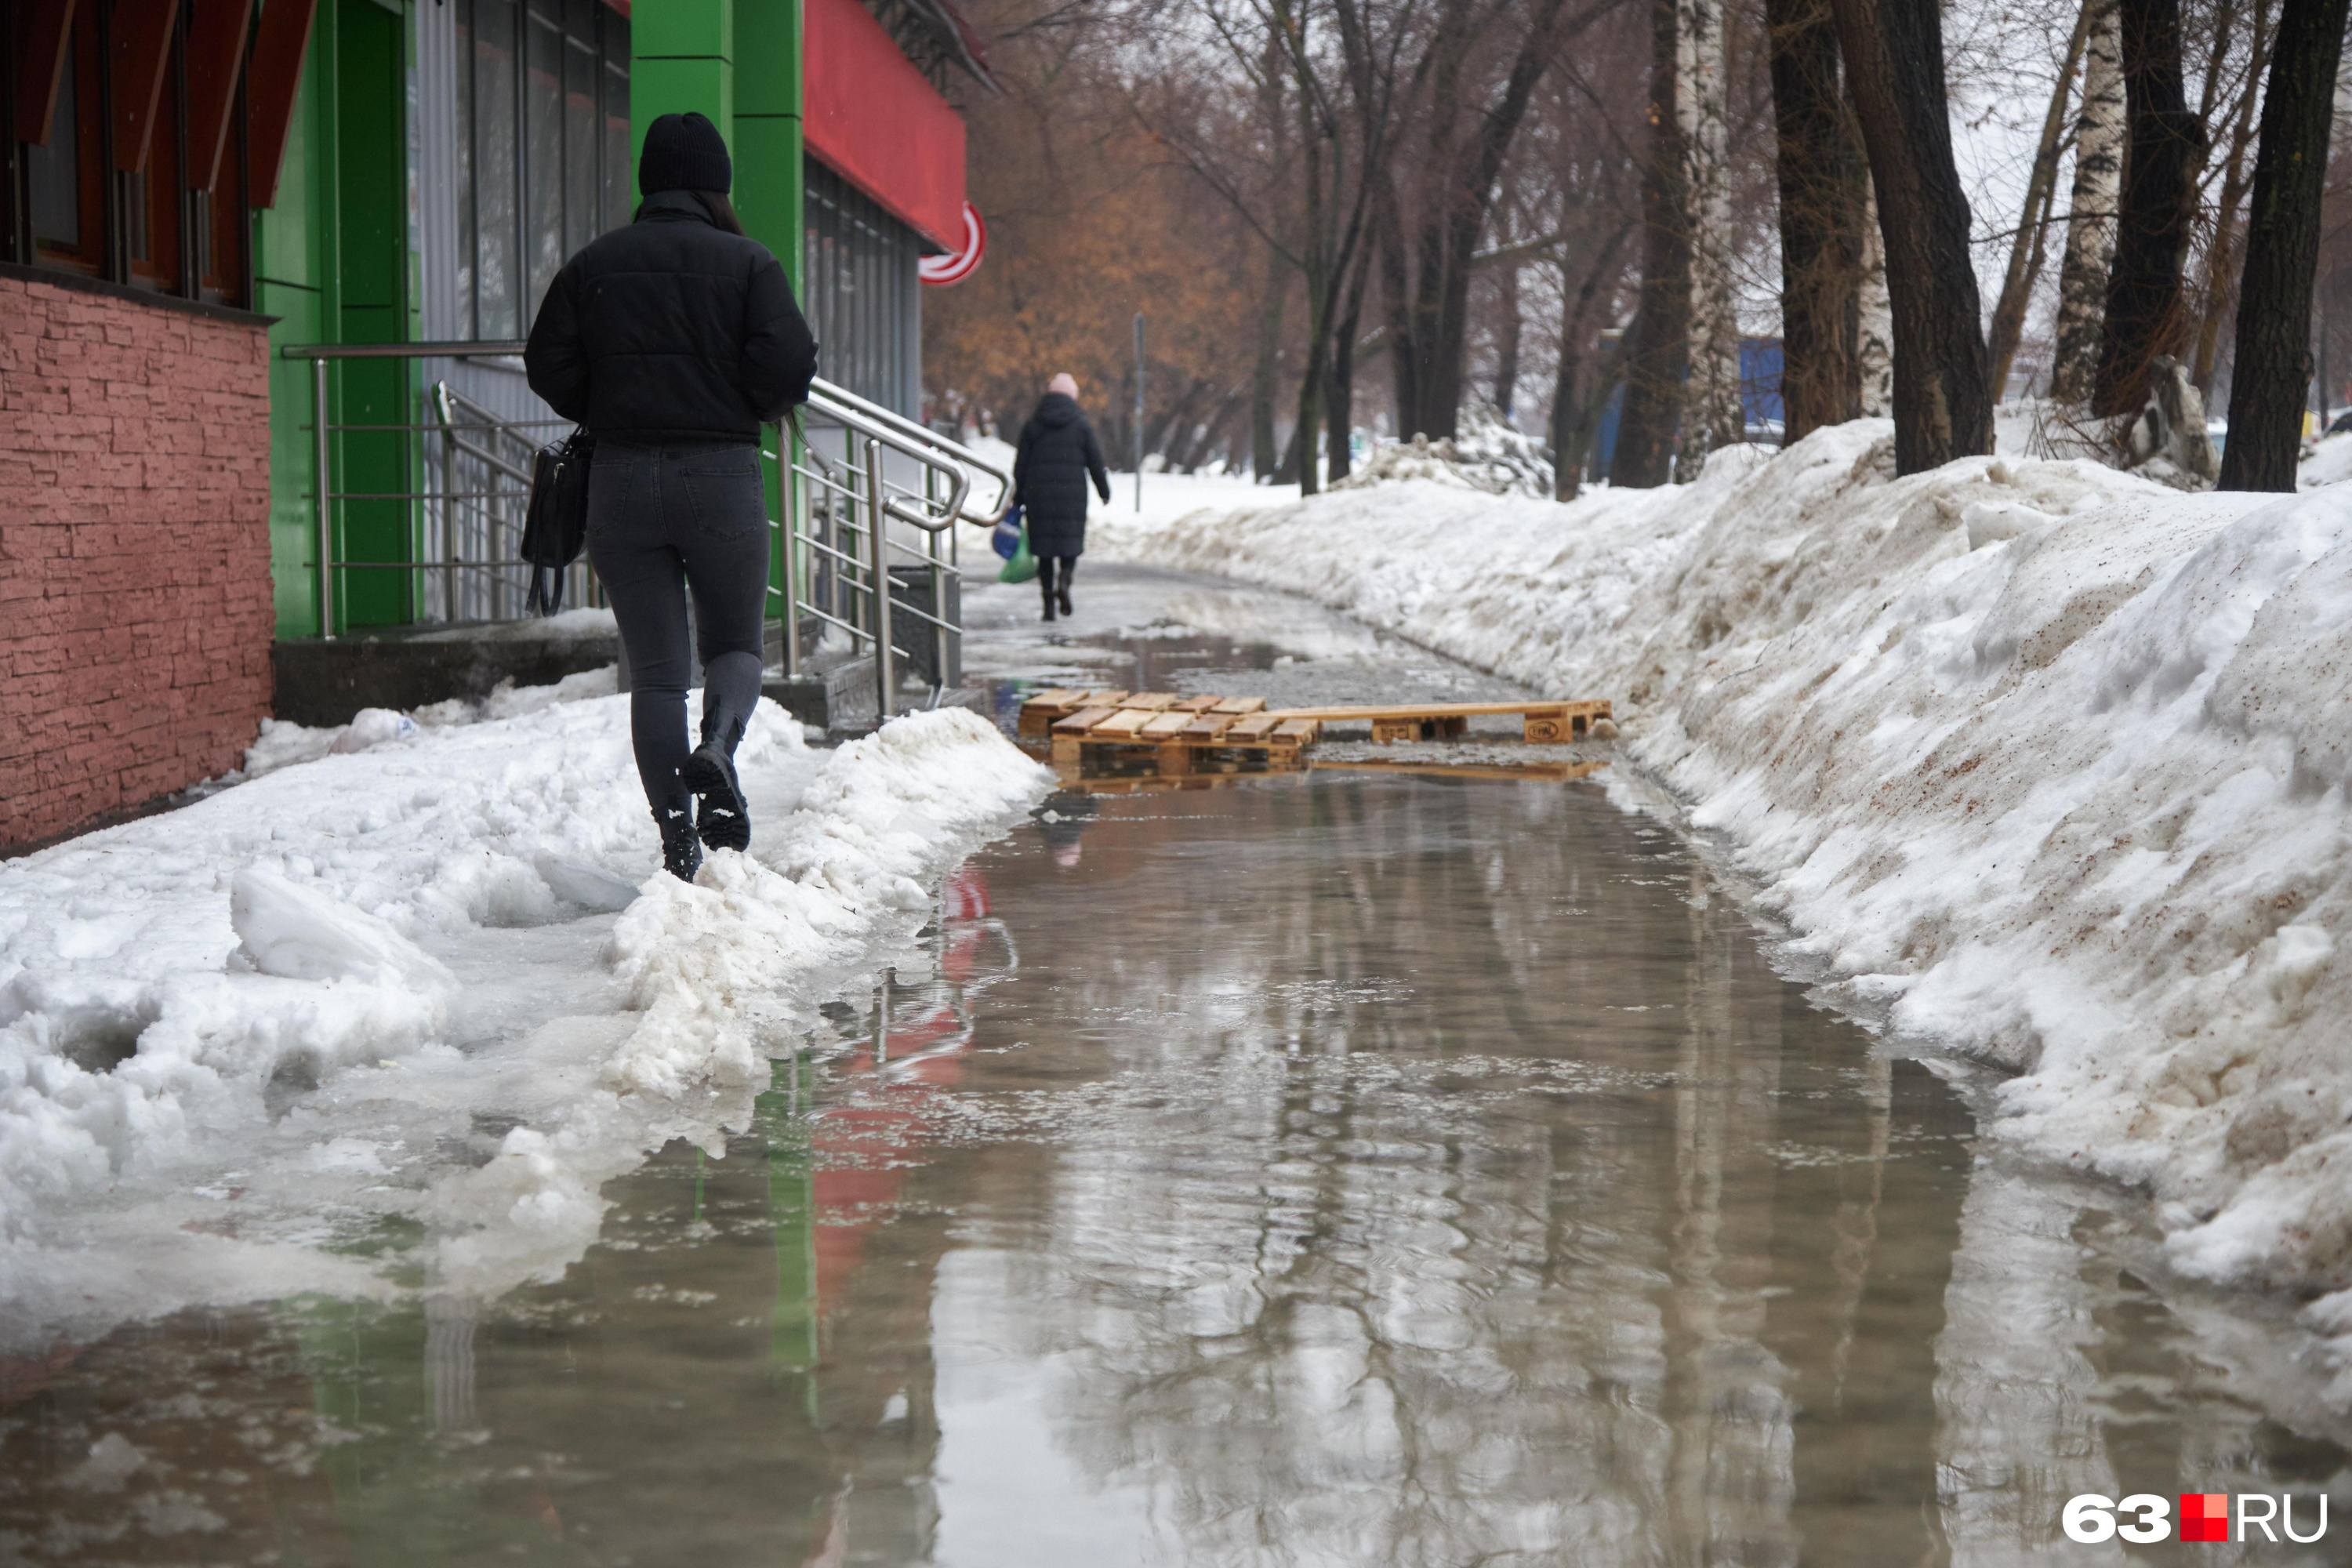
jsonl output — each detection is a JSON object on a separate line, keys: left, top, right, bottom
{"left": 998, "top": 524, "right": 1039, "bottom": 584}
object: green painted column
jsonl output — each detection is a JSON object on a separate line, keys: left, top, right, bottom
{"left": 732, "top": 0, "right": 805, "bottom": 296}
{"left": 733, "top": 0, "right": 806, "bottom": 624}
{"left": 630, "top": 1, "right": 734, "bottom": 191}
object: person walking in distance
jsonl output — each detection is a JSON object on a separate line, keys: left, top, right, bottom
{"left": 1013, "top": 373, "right": 1111, "bottom": 622}
{"left": 525, "top": 111, "right": 817, "bottom": 881}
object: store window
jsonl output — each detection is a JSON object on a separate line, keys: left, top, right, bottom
{"left": 451, "top": 0, "right": 628, "bottom": 339}
{"left": 805, "top": 158, "right": 922, "bottom": 415}
{"left": 5, "top": 0, "right": 253, "bottom": 307}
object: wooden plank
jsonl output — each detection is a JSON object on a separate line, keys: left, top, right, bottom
{"left": 1020, "top": 691, "right": 1092, "bottom": 737}
{"left": 1179, "top": 711, "right": 1240, "bottom": 742}
{"left": 1262, "top": 699, "right": 1612, "bottom": 722}
{"left": 1076, "top": 689, "right": 1130, "bottom": 706}
{"left": 1269, "top": 719, "right": 1320, "bottom": 746}
{"left": 1210, "top": 695, "right": 1269, "bottom": 714}
{"left": 1174, "top": 695, "right": 1221, "bottom": 713}
{"left": 1121, "top": 692, "right": 1180, "bottom": 711}
{"left": 1050, "top": 707, "right": 1117, "bottom": 736}
{"left": 1223, "top": 713, "right": 1282, "bottom": 742}
{"left": 1140, "top": 711, "right": 1194, "bottom": 737}
{"left": 1088, "top": 709, "right": 1159, "bottom": 739}
{"left": 1523, "top": 708, "right": 1572, "bottom": 742}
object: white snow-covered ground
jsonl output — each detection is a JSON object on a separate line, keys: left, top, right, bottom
{"left": 0, "top": 692, "right": 1052, "bottom": 1346}
{"left": 1086, "top": 419, "right": 2352, "bottom": 1388}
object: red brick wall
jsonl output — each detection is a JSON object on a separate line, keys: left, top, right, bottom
{"left": 1, "top": 271, "right": 274, "bottom": 851}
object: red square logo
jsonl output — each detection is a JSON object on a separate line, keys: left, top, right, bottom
{"left": 2180, "top": 1493, "right": 2229, "bottom": 1543}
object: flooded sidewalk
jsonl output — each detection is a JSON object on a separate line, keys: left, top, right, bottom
{"left": 2, "top": 567, "right": 2344, "bottom": 1566}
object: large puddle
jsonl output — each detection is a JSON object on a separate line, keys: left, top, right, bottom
{"left": 3, "top": 568, "right": 2347, "bottom": 1565}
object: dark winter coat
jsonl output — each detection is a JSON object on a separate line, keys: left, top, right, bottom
{"left": 524, "top": 191, "right": 818, "bottom": 443}
{"left": 1013, "top": 394, "right": 1112, "bottom": 557}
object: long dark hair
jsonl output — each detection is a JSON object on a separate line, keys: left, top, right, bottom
{"left": 695, "top": 191, "right": 745, "bottom": 234}
{"left": 630, "top": 191, "right": 746, "bottom": 235}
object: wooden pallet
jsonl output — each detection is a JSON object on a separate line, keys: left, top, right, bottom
{"left": 1019, "top": 688, "right": 1611, "bottom": 779}
{"left": 1262, "top": 698, "right": 1613, "bottom": 743}
{"left": 1047, "top": 696, "right": 1314, "bottom": 773}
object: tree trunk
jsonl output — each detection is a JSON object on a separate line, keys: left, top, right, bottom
{"left": 1251, "top": 242, "right": 1287, "bottom": 481}
{"left": 2091, "top": 0, "right": 2202, "bottom": 417}
{"left": 1681, "top": 0, "right": 1744, "bottom": 473}
{"left": 2217, "top": 0, "right": 2350, "bottom": 491}
{"left": 1856, "top": 180, "right": 1893, "bottom": 416}
{"left": 1986, "top": 3, "right": 2092, "bottom": 397}
{"left": 2051, "top": 0, "right": 2123, "bottom": 403}
{"left": 2190, "top": 0, "right": 2273, "bottom": 394}
{"left": 1494, "top": 261, "right": 1524, "bottom": 423}
{"left": 1388, "top": 0, "right": 1580, "bottom": 441}
{"left": 1766, "top": 0, "right": 1867, "bottom": 442}
{"left": 1327, "top": 245, "right": 1372, "bottom": 481}
{"left": 1613, "top": 0, "right": 1693, "bottom": 489}
{"left": 1551, "top": 222, "right": 1634, "bottom": 499}
{"left": 1830, "top": 0, "right": 1994, "bottom": 474}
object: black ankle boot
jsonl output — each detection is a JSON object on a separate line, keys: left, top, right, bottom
{"left": 656, "top": 806, "right": 702, "bottom": 881}
{"left": 1040, "top": 583, "right": 1057, "bottom": 623}
{"left": 1058, "top": 583, "right": 1073, "bottom": 617}
{"left": 681, "top": 739, "right": 750, "bottom": 852}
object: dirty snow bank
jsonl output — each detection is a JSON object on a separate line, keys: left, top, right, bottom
{"left": 1092, "top": 421, "right": 2352, "bottom": 1362}
{"left": 0, "top": 695, "right": 1051, "bottom": 1334}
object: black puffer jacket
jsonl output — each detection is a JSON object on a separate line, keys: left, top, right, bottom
{"left": 525, "top": 191, "right": 818, "bottom": 442}
{"left": 1013, "top": 394, "right": 1112, "bottom": 557}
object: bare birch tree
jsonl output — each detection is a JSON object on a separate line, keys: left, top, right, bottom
{"left": 2051, "top": 0, "right": 2122, "bottom": 404}
{"left": 1857, "top": 184, "right": 1894, "bottom": 416}
{"left": 1679, "top": 0, "right": 1744, "bottom": 472}
{"left": 1984, "top": 6, "right": 2092, "bottom": 397}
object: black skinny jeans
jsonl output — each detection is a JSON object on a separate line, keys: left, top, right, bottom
{"left": 586, "top": 441, "right": 770, "bottom": 814}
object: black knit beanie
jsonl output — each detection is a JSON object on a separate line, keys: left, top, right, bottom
{"left": 639, "top": 111, "right": 732, "bottom": 195}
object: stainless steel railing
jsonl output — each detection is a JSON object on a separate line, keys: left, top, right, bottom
{"left": 777, "top": 378, "right": 1011, "bottom": 716}
{"left": 282, "top": 339, "right": 575, "bottom": 639}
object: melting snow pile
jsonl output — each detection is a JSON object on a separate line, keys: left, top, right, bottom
{"left": 0, "top": 691, "right": 1050, "bottom": 1333}
{"left": 1094, "top": 420, "right": 2352, "bottom": 1373}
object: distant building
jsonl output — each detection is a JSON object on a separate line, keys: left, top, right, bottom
{"left": 3, "top": 0, "right": 989, "bottom": 848}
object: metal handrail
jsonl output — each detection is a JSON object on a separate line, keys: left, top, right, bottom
{"left": 808, "top": 376, "right": 1013, "bottom": 523}
{"left": 779, "top": 382, "right": 1011, "bottom": 714}
{"left": 277, "top": 344, "right": 997, "bottom": 699}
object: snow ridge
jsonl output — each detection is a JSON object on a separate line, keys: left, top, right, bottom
{"left": 0, "top": 695, "right": 1051, "bottom": 1334}
{"left": 1094, "top": 423, "right": 2352, "bottom": 1386}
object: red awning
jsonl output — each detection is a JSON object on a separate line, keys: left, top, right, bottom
{"left": 804, "top": 0, "right": 967, "bottom": 250}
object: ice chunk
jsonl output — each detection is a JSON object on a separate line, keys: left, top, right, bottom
{"left": 231, "top": 867, "right": 456, "bottom": 993}
{"left": 328, "top": 707, "right": 419, "bottom": 754}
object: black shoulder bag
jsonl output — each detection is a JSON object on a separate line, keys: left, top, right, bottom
{"left": 521, "top": 427, "right": 595, "bottom": 615}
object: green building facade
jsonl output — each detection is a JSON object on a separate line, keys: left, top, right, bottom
{"left": 258, "top": 0, "right": 960, "bottom": 639}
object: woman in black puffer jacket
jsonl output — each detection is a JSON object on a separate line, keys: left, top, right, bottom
{"left": 526, "top": 111, "right": 817, "bottom": 882}
{"left": 1013, "top": 373, "right": 1112, "bottom": 622}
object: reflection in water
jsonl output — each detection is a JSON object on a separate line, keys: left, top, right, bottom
{"left": 2, "top": 775, "right": 2345, "bottom": 1566}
